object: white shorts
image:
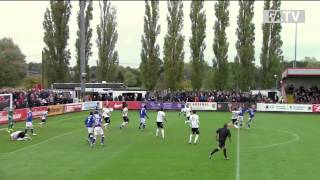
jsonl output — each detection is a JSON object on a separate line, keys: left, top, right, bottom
{"left": 238, "top": 116, "right": 244, "bottom": 122}
{"left": 26, "top": 122, "right": 33, "bottom": 128}
{"left": 94, "top": 127, "right": 104, "bottom": 136}
{"left": 140, "top": 118, "right": 146, "bottom": 124}
{"left": 87, "top": 127, "right": 93, "bottom": 134}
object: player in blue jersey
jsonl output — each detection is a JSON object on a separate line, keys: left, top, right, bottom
{"left": 236, "top": 106, "right": 246, "bottom": 129}
{"left": 92, "top": 111, "right": 105, "bottom": 146}
{"left": 138, "top": 105, "right": 149, "bottom": 130}
{"left": 25, "top": 109, "right": 36, "bottom": 136}
{"left": 246, "top": 107, "right": 256, "bottom": 129}
{"left": 85, "top": 112, "right": 95, "bottom": 145}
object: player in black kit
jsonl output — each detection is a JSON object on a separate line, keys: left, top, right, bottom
{"left": 209, "top": 123, "right": 231, "bottom": 160}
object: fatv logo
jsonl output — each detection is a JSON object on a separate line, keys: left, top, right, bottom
{"left": 263, "top": 10, "right": 305, "bottom": 23}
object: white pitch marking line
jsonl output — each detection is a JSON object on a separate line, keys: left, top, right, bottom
{"left": 243, "top": 128, "right": 300, "bottom": 149}
{"left": 6, "top": 128, "right": 82, "bottom": 155}
{"left": 236, "top": 127, "right": 240, "bottom": 180}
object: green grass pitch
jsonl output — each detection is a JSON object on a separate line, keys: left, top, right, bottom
{"left": 0, "top": 110, "right": 319, "bottom": 180}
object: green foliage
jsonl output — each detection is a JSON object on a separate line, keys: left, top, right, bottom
{"left": 163, "top": 0, "right": 185, "bottom": 91}
{"left": 96, "top": 1, "right": 119, "bottom": 82}
{"left": 23, "top": 76, "right": 41, "bottom": 89}
{"left": 140, "top": 0, "right": 161, "bottom": 90}
{"left": 117, "top": 66, "right": 141, "bottom": 87}
{"left": 235, "top": 0, "right": 255, "bottom": 90}
{"left": 189, "top": 0, "right": 206, "bottom": 90}
{"left": 260, "top": 0, "right": 282, "bottom": 89}
{"left": 213, "top": 0, "right": 230, "bottom": 90}
{"left": 74, "top": 0, "right": 93, "bottom": 83}
{"left": 0, "top": 38, "right": 26, "bottom": 88}
{"left": 42, "top": 0, "right": 72, "bottom": 87}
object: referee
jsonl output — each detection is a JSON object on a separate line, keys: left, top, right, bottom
{"left": 209, "top": 123, "right": 231, "bottom": 160}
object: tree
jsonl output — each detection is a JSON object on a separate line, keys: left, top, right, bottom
{"left": 140, "top": 0, "right": 161, "bottom": 90}
{"left": 96, "top": 1, "right": 119, "bottom": 82}
{"left": 212, "top": 0, "right": 230, "bottom": 90}
{"left": 42, "top": 0, "right": 72, "bottom": 86}
{"left": 74, "top": 0, "right": 93, "bottom": 82}
{"left": 163, "top": 0, "right": 185, "bottom": 90}
{"left": 0, "top": 38, "right": 26, "bottom": 87}
{"left": 235, "top": 0, "right": 255, "bottom": 90}
{"left": 260, "top": 0, "right": 282, "bottom": 89}
{"left": 189, "top": 0, "right": 206, "bottom": 90}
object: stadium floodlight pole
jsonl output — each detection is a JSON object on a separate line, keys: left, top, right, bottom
{"left": 293, "top": 22, "right": 298, "bottom": 68}
{"left": 80, "top": 0, "right": 86, "bottom": 102}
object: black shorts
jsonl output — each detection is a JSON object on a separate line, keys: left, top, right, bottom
{"left": 191, "top": 128, "right": 200, "bottom": 134}
{"left": 218, "top": 140, "right": 226, "bottom": 149}
{"left": 123, "top": 116, "right": 129, "bottom": 122}
{"left": 231, "top": 118, "right": 237, "bottom": 124}
{"left": 41, "top": 119, "right": 46, "bottom": 123}
{"left": 156, "top": 122, "right": 163, "bottom": 128}
{"left": 187, "top": 116, "right": 190, "bottom": 121}
{"left": 104, "top": 117, "right": 110, "bottom": 124}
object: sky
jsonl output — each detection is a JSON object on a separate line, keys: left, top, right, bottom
{"left": 0, "top": 1, "right": 319, "bottom": 68}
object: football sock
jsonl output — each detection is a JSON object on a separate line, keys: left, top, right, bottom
{"left": 210, "top": 148, "right": 219, "bottom": 155}
{"left": 194, "top": 135, "right": 199, "bottom": 143}
{"left": 189, "top": 134, "right": 193, "bottom": 143}
{"left": 24, "top": 129, "right": 28, "bottom": 133}
{"left": 31, "top": 129, "right": 34, "bottom": 134}
{"left": 223, "top": 149, "right": 227, "bottom": 158}
{"left": 92, "top": 137, "right": 96, "bottom": 144}
{"left": 161, "top": 129, "right": 165, "bottom": 139}
{"left": 156, "top": 129, "right": 159, "bottom": 136}
{"left": 101, "top": 136, "right": 105, "bottom": 144}
{"left": 142, "top": 124, "right": 145, "bottom": 129}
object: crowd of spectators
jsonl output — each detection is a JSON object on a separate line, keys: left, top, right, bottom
{"left": 0, "top": 88, "right": 73, "bottom": 110}
{"left": 144, "top": 90, "right": 275, "bottom": 103}
{"left": 287, "top": 85, "right": 320, "bottom": 104}
{"left": 3, "top": 84, "right": 318, "bottom": 111}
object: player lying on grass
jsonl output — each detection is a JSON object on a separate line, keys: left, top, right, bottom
{"left": 185, "top": 110, "right": 200, "bottom": 144}
{"left": 102, "top": 106, "right": 112, "bottom": 128}
{"left": 25, "top": 109, "right": 36, "bottom": 136}
{"left": 10, "top": 131, "right": 31, "bottom": 141}
{"left": 209, "top": 123, "right": 231, "bottom": 160}
{"left": 39, "top": 108, "right": 50, "bottom": 128}
{"left": 139, "top": 105, "right": 149, "bottom": 130}
{"left": 120, "top": 103, "right": 129, "bottom": 129}
{"left": 156, "top": 108, "right": 166, "bottom": 139}
{"left": 85, "top": 112, "right": 95, "bottom": 145}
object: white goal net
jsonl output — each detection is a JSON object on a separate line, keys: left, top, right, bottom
{"left": 0, "top": 94, "right": 13, "bottom": 112}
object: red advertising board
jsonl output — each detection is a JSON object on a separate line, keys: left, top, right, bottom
{"left": 0, "top": 108, "right": 28, "bottom": 125}
{"left": 103, "top": 101, "right": 141, "bottom": 110}
{"left": 312, "top": 104, "right": 320, "bottom": 113}
{"left": 64, "top": 103, "right": 82, "bottom": 113}
{"left": 32, "top": 106, "right": 48, "bottom": 118}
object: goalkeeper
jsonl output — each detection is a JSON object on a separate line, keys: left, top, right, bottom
{"left": 7, "top": 109, "right": 14, "bottom": 133}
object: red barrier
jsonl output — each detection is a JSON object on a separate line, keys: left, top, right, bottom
{"left": 103, "top": 101, "right": 141, "bottom": 110}
{"left": 64, "top": 103, "right": 82, "bottom": 113}
{"left": 312, "top": 104, "right": 320, "bottom": 113}
{"left": 0, "top": 108, "right": 28, "bottom": 125}
{"left": 32, "top": 106, "right": 48, "bottom": 118}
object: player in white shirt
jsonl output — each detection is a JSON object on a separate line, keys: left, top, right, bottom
{"left": 120, "top": 104, "right": 129, "bottom": 129}
{"left": 156, "top": 108, "right": 166, "bottom": 139}
{"left": 186, "top": 110, "right": 200, "bottom": 144}
{"left": 10, "top": 131, "right": 31, "bottom": 141}
{"left": 102, "top": 106, "right": 112, "bottom": 128}
{"left": 185, "top": 104, "right": 192, "bottom": 121}
{"left": 92, "top": 111, "right": 105, "bottom": 146}
{"left": 229, "top": 108, "right": 240, "bottom": 128}
{"left": 39, "top": 108, "right": 50, "bottom": 128}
